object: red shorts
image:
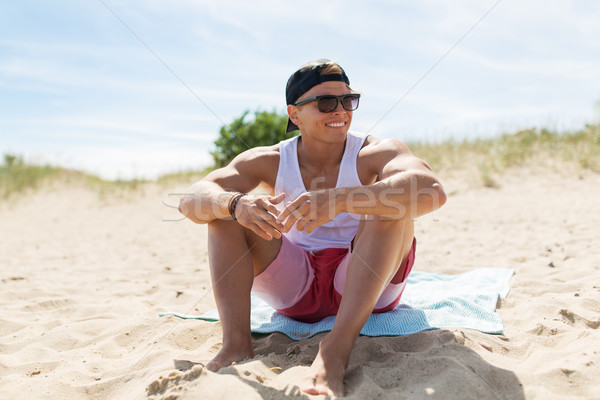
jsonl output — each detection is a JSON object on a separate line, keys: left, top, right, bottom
{"left": 252, "top": 236, "right": 416, "bottom": 323}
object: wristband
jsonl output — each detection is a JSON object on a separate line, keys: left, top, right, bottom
{"left": 228, "top": 193, "right": 247, "bottom": 221}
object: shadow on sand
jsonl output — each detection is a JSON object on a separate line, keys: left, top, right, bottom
{"left": 166, "top": 328, "right": 524, "bottom": 400}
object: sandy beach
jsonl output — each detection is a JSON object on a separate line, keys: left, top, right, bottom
{"left": 1, "top": 164, "right": 599, "bottom": 399}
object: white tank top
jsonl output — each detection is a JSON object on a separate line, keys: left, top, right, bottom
{"left": 274, "top": 131, "right": 367, "bottom": 251}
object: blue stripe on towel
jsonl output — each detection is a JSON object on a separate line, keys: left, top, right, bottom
{"left": 159, "top": 268, "right": 514, "bottom": 341}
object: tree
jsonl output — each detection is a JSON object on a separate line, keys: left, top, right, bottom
{"left": 211, "top": 110, "right": 296, "bottom": 167}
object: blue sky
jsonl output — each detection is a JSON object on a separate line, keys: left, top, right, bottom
{"left": 1, "top": 0, "right": 599, "bottom": 180}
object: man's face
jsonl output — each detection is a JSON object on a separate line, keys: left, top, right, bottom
{"left": 288, "top": 81, "right": 354, "bottom": 142}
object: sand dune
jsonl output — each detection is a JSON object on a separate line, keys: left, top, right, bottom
{"left": 1, "top": 166, "right": 599, "bottom": 399}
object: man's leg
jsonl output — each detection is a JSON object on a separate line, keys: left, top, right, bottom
{"left": 301, "top": 217, "right": 414, "bottom": 396}
{"left": 205, "top": 219, "right": 281, "bottom": 371}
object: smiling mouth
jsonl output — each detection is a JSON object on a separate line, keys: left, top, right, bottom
{"left": 326, "top": 122, "right": 346, "bottom": 128}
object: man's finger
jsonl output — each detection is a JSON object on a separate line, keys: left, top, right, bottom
{"left": 248, "top": 223, "right": 271, "bottom": 241}
{"left": 295, "top": 217, "right": 309, "bottom": 232}
{"left": 304, "top": 214, "right": 327, "bottom": 233}
{"left": 256, "top": 220, "right": 281, "bottom": 240}
{"left": 279, "top": 202, "right": 305, "bottom": 232}
{"left": 269, "top": 193, "right": 286, "bottom": 204}
{"left": 296, "top": 210, "right": 319, "bottom": 231}
{"left": 304, "top": 220, "right": 315, "bottom": 234}
{"left": 261, "top": 210, "right": 284, "bottom": 231}
{"left": 276, "top": 202, "right": 293, "bottom": 224}
{"left": 263, "top": 202, "right": 283, "bottom": 220}
{"left": 253, "top": 199, "right": 282, "bottom": 224}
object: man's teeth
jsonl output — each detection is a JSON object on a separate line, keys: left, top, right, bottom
{"left": 327, "top": 122, "right": 345, "bottom": 127}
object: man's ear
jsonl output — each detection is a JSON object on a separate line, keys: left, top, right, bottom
{"left": 287, "top": 104, "right": 301, "bottom": 127}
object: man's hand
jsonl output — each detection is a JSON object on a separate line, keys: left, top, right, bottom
{"left": 277, "top": 189, "right": 342, "bottom": 234}
{"left": 234, "top": 193, "right": 286, "bottom": 240}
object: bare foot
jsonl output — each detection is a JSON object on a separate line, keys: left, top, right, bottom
{"left": 300, "top": 340, "right": 348, "bottom": 398}
{"left": 206, "top": 343, "right": 255, "bottom": 372}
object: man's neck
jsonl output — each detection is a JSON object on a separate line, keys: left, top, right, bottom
{"left": 297, "top": 135, "right": 347, "bottom": 170}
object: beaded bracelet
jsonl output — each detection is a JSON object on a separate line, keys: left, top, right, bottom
{"left": 226, "top": 192, "right": 238, "bottom": 216}
{"left": 228, "top": 193, "right": 247, "bottom": 221}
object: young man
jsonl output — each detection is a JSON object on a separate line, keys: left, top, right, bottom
{"left": 179, "top": 59, "right": 446, "bottom": 397}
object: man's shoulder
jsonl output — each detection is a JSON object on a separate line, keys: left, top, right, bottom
{"left": 359, "top": 135, "right": 412, "bottom": 157}
{"left": 234, "top": 143, "right": 281, "bottom": 165}
{"left": 231, "top": 143, "right": 282, "bottom": 177}
{"left": 208, "top": 144, "right": 281, "bottom": 191}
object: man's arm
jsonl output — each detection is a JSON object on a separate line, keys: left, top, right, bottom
{"left": 178, "top": 147, "right": 283, "bottom": 235}
{"left": 278, "top": 138, "right": 446, "bottom": 233}
{"left": 341, "top": 138, "right": 446, "bottom": 218}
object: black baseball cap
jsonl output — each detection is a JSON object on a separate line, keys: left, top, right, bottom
{"left": 285, "top": 59, "right": 351, "bottom": 133}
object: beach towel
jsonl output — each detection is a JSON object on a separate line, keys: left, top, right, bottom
{"left": 159, "top": 268, "right": 514, "bottom": 340}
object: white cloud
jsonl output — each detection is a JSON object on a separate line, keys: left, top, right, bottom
{"left": 2, "top": 0, "right": 600, "bottom": 179}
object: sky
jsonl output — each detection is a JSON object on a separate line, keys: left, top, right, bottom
{"left": 1, "top": 0, "right": 599, "bottom": 180}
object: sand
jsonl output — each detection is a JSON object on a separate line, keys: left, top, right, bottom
{"left": 1, "top": 165, "right": 599, "bottom": 399}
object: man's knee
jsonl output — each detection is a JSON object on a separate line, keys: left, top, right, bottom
{"left": 356, "top": 217, "right": 414, "bottom": 239}
{"left": 208, "top": 218, "right": 245, "bottom": 236}
{"left": 353, "top": 218, "right": 414, "bottom": 276}
{"left": 207, "top": 219, "right": 281, "bottom": 275}
{"left": 207, "top": 219, "right": 249, "bottom": 253}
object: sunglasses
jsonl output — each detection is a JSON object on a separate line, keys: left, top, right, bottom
{"left": 294, "top": 94, "right": 360, "bottom": 113}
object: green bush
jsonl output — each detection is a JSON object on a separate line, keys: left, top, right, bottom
{"left": 211, "top": 110, "right": 296, "bottom": 167}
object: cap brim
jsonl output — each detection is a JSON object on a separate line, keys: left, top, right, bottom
{"left": 286, "top": 118, "right": 299, "bottom": 133}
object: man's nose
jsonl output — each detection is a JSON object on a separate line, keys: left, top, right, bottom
{"left": 332, "top": 100, "right": 346, "bottom": 113}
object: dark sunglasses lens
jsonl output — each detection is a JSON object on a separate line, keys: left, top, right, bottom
{"left": 342, "top": 95, "right": 359, "bottom": 111}
{"left": 317, "top": 96, "right": 338, "bottom": 113}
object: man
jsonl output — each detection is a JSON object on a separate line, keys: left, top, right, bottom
{"left": 179, "top": 59, "right": 446, "bottom": 397}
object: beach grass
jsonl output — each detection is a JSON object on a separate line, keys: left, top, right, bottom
{"left": 2, "top": 124, "right": 598, "bottom": 198}
{"left": 155, "top": 166, "right": 213, "bottom": 187}
{"left": 408, "top": 123, "right": 600, "bottom": 187}
{"left": 0, "top": 154, "right": 149, "bottom": 200}
{"left": 0, "top": 154, "right": 64, "bottom": 199}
